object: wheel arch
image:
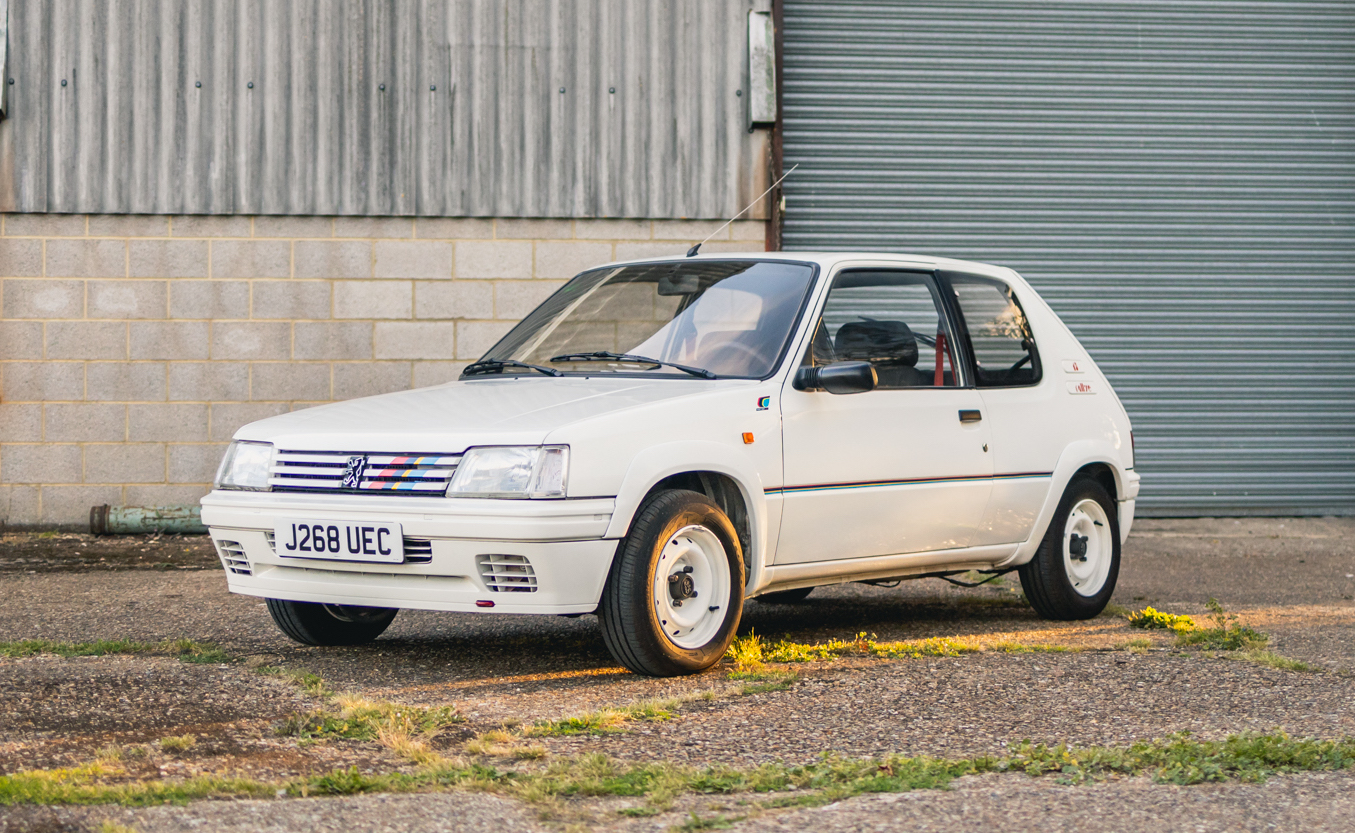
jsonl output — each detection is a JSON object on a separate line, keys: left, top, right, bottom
{"left": 602, "top": 442, "right": 769, "bottom": 593}
{"left": 998, "top": 440, "right": 1130, "bottom": 569}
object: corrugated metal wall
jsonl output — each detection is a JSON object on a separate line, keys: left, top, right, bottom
{"left": 781, "top": 0, "right": 1355, "bottom": 515}
{"left": 0, "top": 0, "right": 767, "bottom": 218}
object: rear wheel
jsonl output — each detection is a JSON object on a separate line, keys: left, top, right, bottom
{"left": 599, "top": 489, "right": 745, "bottom": 676}
{"left": 758, "top": 586, "right": 814, "bottom": 604}
{"left": 1019, "top": 477, "right": 1120, "bottom": 620}
{"left": 265, "top": 599, "right": 398, "bottom": 646}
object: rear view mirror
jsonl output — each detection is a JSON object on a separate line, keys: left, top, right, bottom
{"left": 657, "top": 272, "right": 704, "bottom": 296}
{"left": 793, "top": 361, "right": 877, "bottom": 395}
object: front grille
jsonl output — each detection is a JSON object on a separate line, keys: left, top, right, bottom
{"left": 476, "top": 554, "right": 538, "bottom": 592}
{"left": 269, "top": 450, "right": 462, "bottom": 495}
{"left": 216, "top": 540, "right": 251, "bottom": 575}
{"left": 264, "top": 531, "right": 433, "bottom": 563}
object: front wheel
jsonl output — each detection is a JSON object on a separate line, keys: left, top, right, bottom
{"left": 599, "top": 489, "right": 745, "bottom": 676}
{"left": 265, "top": 599, "right": 398, "bottom": 645}
{"left": 1018, "top": 477, "right": 1120, "bottom": 620}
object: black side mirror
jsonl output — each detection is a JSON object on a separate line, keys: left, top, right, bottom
{"left": 793, "top": 361, "right": 877, "bottom": 395}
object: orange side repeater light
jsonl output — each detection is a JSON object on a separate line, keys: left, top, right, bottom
{"left": 742, "top": 432, "right": 755, "bottom": 444}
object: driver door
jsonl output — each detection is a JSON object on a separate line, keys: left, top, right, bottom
{"left": 775, "top": 269, "right": 993, "bottom": 564}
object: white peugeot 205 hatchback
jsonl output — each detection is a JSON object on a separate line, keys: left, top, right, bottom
{"left": 203, "top": 253, "right": 1139, "bottom": 676}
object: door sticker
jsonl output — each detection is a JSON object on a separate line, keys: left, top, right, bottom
{"left": 756, "top": 395, "right": 771, "bottom": 411}
{"left": 1062, "top": 360, "right": 1086, "bottom": 374}
{"left": 1066, "top": 381, "right": 1096, "bottom": 395}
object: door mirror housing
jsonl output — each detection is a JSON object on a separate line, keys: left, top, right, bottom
{"left": 793, "top": 361, "right": 878, "bottom": 394}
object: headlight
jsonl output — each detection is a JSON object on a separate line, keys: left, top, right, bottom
{"left": 214, "top": 441, "right": 274, "bottom": 491}
{"left": 446, "top": 446, "right": 569, "bottom": 499}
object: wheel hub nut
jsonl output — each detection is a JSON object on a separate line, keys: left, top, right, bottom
{"left": 668, "top": 569, "right": 697, "bottom": 602}
{"left": 1069, "top": 533, "right": 1089, "bottom": 561}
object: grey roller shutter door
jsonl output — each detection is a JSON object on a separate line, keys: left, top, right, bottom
{"left": 781, "top": 1, "right": 1355, "bottom": 516}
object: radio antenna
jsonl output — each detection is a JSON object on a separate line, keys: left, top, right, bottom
{"left": 686, "top": 164, "right": 799, "bottom": 257}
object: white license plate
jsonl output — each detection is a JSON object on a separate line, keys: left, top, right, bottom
{"left": 274, "top": 519, "right": 404, "bottom": 563}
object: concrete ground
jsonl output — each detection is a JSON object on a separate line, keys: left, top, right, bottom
{"left": 0, "top": 517, "right": 1352, "bottom": 832}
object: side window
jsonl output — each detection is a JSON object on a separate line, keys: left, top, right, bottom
{"left": 804, "top": 270, "right": 959, "bottom": 388}
{"left": 950, "top": 275, "right": 1042, "bottom": 387}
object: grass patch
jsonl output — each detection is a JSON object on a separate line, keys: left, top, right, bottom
{"left": 157, "top": 735, "right": 195, "bottom": 753}
{"left": 0, "top": 638, "right": 230, "bottom": 664}
{"left": 257, "top": 666, "right": 330, "bottom": 698}
{"left": 524, "top": 700, "right": 677, "bottom": 738}
{"left": 1229, "top": 649, "right": 1316, "bottom": 673}
{"left": 3, "top": 732, "right": 1353, "bottom": 808}
{"left": 734, "top": 672, "right": 799, "bottom": 695}
{"left": 1175, "top": 599, "right": 1267, "bottom": 651}
{"left": 274, "top": 695, "right": 461, "bottom": 765}
{"left": 161, "top": 639, "right": 231, "bottom": 664}
{"left": 263, "top": 669, "right": 461, "bottom": 765}
{"left": 677, "top": 811, "right": 744, "bottom": 830}
{"left": 1118, "top": 637, "right": 1153, "bottom": 654}
{"left": 1128, "top": 606, "right": 1198, "bottom": 634}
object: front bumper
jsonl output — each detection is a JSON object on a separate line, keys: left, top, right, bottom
{"left": 201, "top": 490, "right": 619, "bottom": 614}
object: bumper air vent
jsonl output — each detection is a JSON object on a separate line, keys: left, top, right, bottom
{"left": 215, "top": 540, "right": 251, "bottom": 576}
{"left": 403, "top": 538, "right": 433, "bottom": 563}
{"left": 269, "top": 450, "right": 462, "bottom": 496}
{"left": 476, "top": 554, "right": 538, "bottom": 593}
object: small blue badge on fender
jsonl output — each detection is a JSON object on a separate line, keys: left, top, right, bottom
{"left": 756, "top": 395, "right": 771, "bottom": 411}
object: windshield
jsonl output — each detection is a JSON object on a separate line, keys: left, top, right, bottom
{"left": 471, "top": 260, "right": 816, "bottom": 379}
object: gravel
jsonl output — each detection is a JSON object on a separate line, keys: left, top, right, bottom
{"left": 542, "top": 651, "right": 1355, "bottom": 766}
{"left": 0, "top": 517, "right": 1352, "bottom": 831}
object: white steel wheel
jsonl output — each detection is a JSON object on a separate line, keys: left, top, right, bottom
{"left": 1062, "top": 498, "right": 1113, "bottom": 597}
{"left": 599, "top": 489, "right": 745, "bottom": 676}
{"left": 652, "top": 525, "right": 733, "bottom": 650}
{"left": 1019, "top": 476, "right": 1121, "bottom": 621}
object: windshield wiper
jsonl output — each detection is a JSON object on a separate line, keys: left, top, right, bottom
{"left": 549, "top": 351, "right": 717, "bottom": 379}
{"left": 462, "top": 359, "right": 562, "bottom": 377}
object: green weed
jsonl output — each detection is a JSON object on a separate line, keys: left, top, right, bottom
{"left": 1175, "top": 599, "right": 1267, "bottom": 651}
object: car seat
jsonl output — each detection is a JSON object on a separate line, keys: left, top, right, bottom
{"left": 834, "top": 320, "right": 933, "bottom": 387}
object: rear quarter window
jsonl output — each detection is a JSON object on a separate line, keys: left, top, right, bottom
{"left": 949, "top": 275, "right": 1042, "bottom": 388}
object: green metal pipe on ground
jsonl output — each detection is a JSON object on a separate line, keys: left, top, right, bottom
{"left": 89, "top": 505, "right": 207, "bottom": 535}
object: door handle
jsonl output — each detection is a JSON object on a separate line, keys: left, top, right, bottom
{"left": 958, "top": 409, "right": 982, "bottom": 423}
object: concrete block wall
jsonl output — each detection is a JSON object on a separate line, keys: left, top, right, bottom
{"left": 0, "top": 214, "right": 767, "bottom": 529}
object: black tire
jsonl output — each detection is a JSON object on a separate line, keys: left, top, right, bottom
{"left": 758, "top": 586, "right": 814, "bottom": 604}
{"left": 1019, "top": 477, "right": 1120, "bottom": 620}
{"left": 265, "top": 599, "right": 398, "bottom": 646}
{"left": 599, "top": 489, "right": 745, "bottom": 676}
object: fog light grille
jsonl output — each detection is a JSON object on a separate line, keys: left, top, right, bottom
{"left": 476, "top": 554, "right": 537, "bottom": 593}
{"left": 215, "top": 540, "right": 251, "bottom": 576}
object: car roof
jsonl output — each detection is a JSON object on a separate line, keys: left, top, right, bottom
{"left": 595, "top": 251, "right": 1023, "bottom": 285}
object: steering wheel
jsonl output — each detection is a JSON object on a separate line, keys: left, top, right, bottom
{"left": 1008, "top": 354, "right": 1032, "bottom": 372}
